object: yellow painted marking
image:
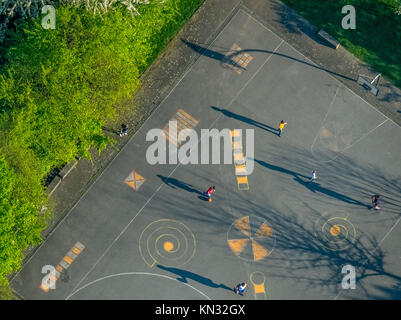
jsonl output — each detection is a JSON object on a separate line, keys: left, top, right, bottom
{"left": 330, "top": 225, "right": 341, "bottom": 236}
{"left": 320, "top": 128, "right": 332, "bottom": 138}
{"left": 231, "top": 130, "right": 241, "bottom": 137}
{"left": 237, "top": 176, "right": 248, "bottom": 184}
{"left": 55, "top": 265, "right": 63, "bottom": 272}
{"left": 163, "top": 241, "right": 174, "bottom": 252}
{"left": 63, "top": 255, "right": 73, "bottom": 264}
{"left": 72, "top": 247, "right": 81, "bottom": 255}
{"left": 250, "top": 271, "right": 267, "bottom": 300}
{"left": 235, "top": 165, "right": 247, "bottom": 175}
{"left": 254, "top": 283, "right": 265, "bottom": 294}
{"left": 163, "top": 124, "right": 178, "bottom": 138}
{"left": 40, "top": 283, "right": 50, "bottom": 292}
{"left": 134, "top": 171, "right": 145, "bottom": 182}
{"left": 178, "top": 109, "right": 198, "bottom": 125}
{"left": 176, "top": 122, "right": 186, "bottom": 132}
{"left": 174, "top": 114, "right": 194, "bottom": 129}
{"left": 255, "top": 222, "right": 273, "bottom": 237}
{"left": 233, "top": 153, "right": 245, "bottom": 162}
{"left": 235, "top": 216, "right": 251, "bottom": 237}
{"left": 252, "top": 240, "right": 269, "bottom": 261}
{"left": 162, "top": 132, "right": 179, "bottom": 147}
{"left": 125, "top": 170, "right": 146, "bottom": 191}
{"left": 228, "top": 239, "right": 249, "bottom": 254}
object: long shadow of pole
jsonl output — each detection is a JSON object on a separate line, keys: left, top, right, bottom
{"left": 157, "top": 265, "right": 234, "bottom": 292}
{"left": 181, "top": 39, "right": 355, "bottom": 82}
{"left": 211, "top": 106, "right": 279, "bottom": 135}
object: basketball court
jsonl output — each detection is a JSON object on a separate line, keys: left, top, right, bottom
{"left": 11, "top": 8, "right": 401, "bottom": 300}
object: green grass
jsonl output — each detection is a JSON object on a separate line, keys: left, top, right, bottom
{"left": 281, "top": 0, "right": 401, "bottom": 88}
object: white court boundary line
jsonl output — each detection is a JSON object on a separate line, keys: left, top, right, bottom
{"left": 66, "top": 272, "right": 211, "bottom": 300}
{"left": 10, "top": 1, "right": 243, "bottom": 286}
{"left": 67, "top": 14, "right": 284, "bottom": 298}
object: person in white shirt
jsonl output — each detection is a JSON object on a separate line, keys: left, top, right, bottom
{"left": 309, "top": 169, "right": 317, "bottom": 183}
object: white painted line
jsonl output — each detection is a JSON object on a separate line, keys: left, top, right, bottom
{"left": 66, "top": 272, "right": 211, "bottom": 300}
{"left": 378, "top": 216, "right": 401, "bottom": 247}
{"left": 333, "top": 291, "right": 342, "bottom": 300}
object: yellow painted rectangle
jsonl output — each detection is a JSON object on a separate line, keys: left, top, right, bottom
{"left": 55, "top": 265, "right": 63, "bottom": 272}
{"left": 237, "top": 176, "right": 248, "bottom": 184}
{"left": 63, "top": 255, "right": 73, "bottom": 264}
{"left": 254, "top": 283, "right": 265, "bottom": 294}
{"left": 233, "top": 153, "right": 245, "bottom": 162}
{"left": 231, "top": 130, "right": 241, "bottom": 137}
{"left": 71, "top": 247, "right": 81, "bottom": 255}
{"left": 235, "top": 165, "right": 247, "bottom": 174}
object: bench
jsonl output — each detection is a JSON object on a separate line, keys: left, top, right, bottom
{"left": 318, "top": 29, "right": 340, "bottom": 49}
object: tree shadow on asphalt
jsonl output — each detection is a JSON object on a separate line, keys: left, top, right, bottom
{"left": 164, "top": 146, "right": 401, "bottom": 299}
{"left": 253, "top": 158, "right": 370, "bottom": 209}
{"left": 181, "top": 39, "right": 355, "bottom": 82}
{"left": 157, "top": 174, "right": 203, "bottom": 195}
{"left": 211, "top": 106, "right": 279, "bottom": 135}
{"left": 156, "top": 265, "right": 234, "bottom": 292}
{"left": 229, "top": 197, "right": 401, "bottom": 299}
{"left": 270, "top": 146, "right": 401, "bottom": 214}
{"left": 254, "top": 157, "right": 371, "bottom": 208}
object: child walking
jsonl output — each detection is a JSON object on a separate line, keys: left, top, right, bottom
{"left": 278, "top": 120, "right": 287, "bottom": 137}
{"left": 309, "top": 169, "right": 317, "bottom": 183}
{"left": 204, "top": 186, "right": 215, "bottom": 202}
{"left": 234, "top": 282, "right": 248, "bottom": 296}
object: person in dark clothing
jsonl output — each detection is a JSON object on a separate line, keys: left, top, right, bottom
{"left": 120, "top": 124, "right": 128, "bottom": 137}
{"left": 371, "top": 195, "right": 381, "bottom": 210}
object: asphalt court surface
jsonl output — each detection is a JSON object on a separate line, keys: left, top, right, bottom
{"left": 11, "top": 9, "right": 401, "bottom": 300}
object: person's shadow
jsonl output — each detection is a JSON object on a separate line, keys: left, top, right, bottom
{"left": 157, "top": 175, "right": 203, "bottom": 195}
{"left": 157, "top": 265, "right": 234, "bottom": 292}
{"left": 211, "top": 106, "right": 279, "bottom": 135}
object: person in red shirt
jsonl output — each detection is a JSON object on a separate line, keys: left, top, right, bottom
{"left": 205, "top": 186, "right": 215, "bottom": 200}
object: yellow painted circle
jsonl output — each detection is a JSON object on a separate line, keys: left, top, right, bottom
{"left": 330, "top": 225, "right": 341, "bottom": 236}
{"left": 163, "top": 241, "right": 174, "bottom": 252}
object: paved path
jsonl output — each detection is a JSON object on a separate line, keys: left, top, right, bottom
{"left": 11, "top": 6, "right": 401, "bottom": 300}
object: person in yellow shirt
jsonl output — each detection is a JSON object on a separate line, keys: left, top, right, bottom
{"left": 278, "top": 120, "right": 287, "bottom": 137}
